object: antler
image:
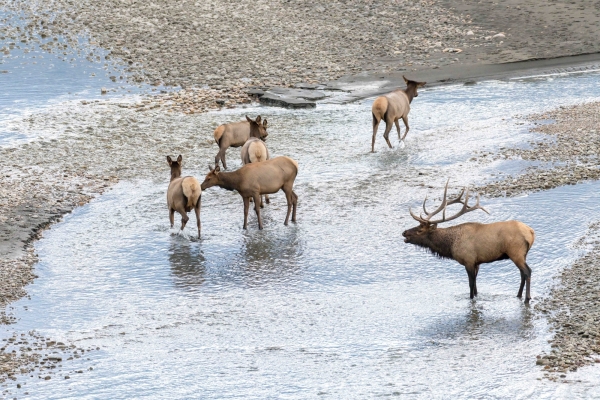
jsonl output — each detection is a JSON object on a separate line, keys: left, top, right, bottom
{"left": 409, "top": 180, "right": 489, "bottom": 224}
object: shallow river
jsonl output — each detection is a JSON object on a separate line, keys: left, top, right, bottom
{"left": 3, "top": 44, "right": 600, "bottom": 397}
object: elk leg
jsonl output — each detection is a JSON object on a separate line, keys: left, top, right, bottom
{"left": 169, "top": 208, "right": 175, "bottom": 228}
{"left": 194, "top": 202, "right": 201, "bottom": 238}
{"left": 178, "top": 210, "right": 189, "bottom": 232}
{"left": 260, "top": 195, "right": 264, "bottom": 208}
{"left": 265, "top": 194, "right": 270, "bottom": 204}
{"left": 291, "top": 191, "right": 298, "bottom": 222}
{"left": 382, "top": 121, "right": 394, "bottom": 149}
{"left": 514, "top": 260, "right": 532, "bottom": 303}
{"left": 243, "top": 197, "right": 250, "bottom": 230}
{"left": 473, "top": 265, "right": 480, "bottom": 297}
{"left": 400, "top": 116, "right": 410, "bottom": 140}
{"left": 524, "top": 263, "right": 532, "bottom": 303}
{"left": 284, "top": 189, "right": 293, "bottom": 226}
{"left": 214, "top": 148, "right": 223, "bottom": 169}
{"left": 394, "top": 119, "right": 402, "bottom": 141}
{"left": 465, "top": 267, "right": 475, "bottom": 299}
{"left": 372, "top": 117, "right": 381, "bottom": 153}
{"left": 253, "top": 194, "right": 263, "bottom": 230}
{"left": 517, "top": 269, "right": 526, "bottom": 299}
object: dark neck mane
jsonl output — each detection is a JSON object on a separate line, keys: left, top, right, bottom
{"left": 417, "top": 226, "right": 457, "bottom": 259}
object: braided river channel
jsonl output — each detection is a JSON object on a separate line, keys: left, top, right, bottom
{"left": 3, "top": 39, "right": 600, "bottom": 397}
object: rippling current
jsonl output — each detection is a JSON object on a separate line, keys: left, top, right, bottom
{"left": 4, "top": 70, "right": 600, "bottom": 398}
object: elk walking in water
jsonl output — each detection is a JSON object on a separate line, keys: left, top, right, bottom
{"left": 402, "top": 181, "right": 535, "bottom": 303}
{"left": 213, "top": 115, "right": 268, "bottom": 169}
{"left": 241, "top": 137, "right": 271, "bottom": 208}
{"left": 371, "top": 76, "right": 426, "bottom": 152}
{"left": 166, "top": 155, "right": 202, "bottom": 237}
{"left": 201, "top": 157, "right": 298, "bottom": 230}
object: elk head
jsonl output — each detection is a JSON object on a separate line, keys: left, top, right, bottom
{"left": 403, "top": 75, "right": 426, "bottom": 98}
{"left": 201, "top": 164, "right": 222, "bottom": 190}
{"left": 167, "top": 154, "right": 183, "bottom": 181}
{"left": 402, "top": 180, "right": 489, "bottom": 245}
{"left": 246, "top": 115, "right": 268, "bottom": 141}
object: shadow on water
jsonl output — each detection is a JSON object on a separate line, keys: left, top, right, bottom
{"left": 420, "top": 298, "right": 537, "bottom": 345}
{"left": 237, "top": 227, "right": 304, "bottom": 287}
{"left": 169, "top": 240, "right": 206, "bottom": 290}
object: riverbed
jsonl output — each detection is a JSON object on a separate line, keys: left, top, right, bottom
{"left": 2, "top": 68, "right": 600, "bottom": 397}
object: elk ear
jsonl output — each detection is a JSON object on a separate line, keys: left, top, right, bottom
{"left": 177, "top": 154, "right": 182, "bottom": 164}
{"left": 418, "top": 81, "right": 426, "bottom": 87}
{"left": 255, "top": 115, "right": 262, "bottom": 124}
{"left": 167, "top": 155, "right": 173, "bottom": 165}
{"left": 208, "top": 164, "right": 215, "bottom": 171}
{"left": 246, "top": 115, "right": 252, "bottom": 123}
{"left": 263, "top": 119, "right": 268, "bottom": 128}
{"left": 403, "top": 75, "right": 409, "bottom": 84}
{"left": 214, "top": 165, "right": 221, "bottom": 174}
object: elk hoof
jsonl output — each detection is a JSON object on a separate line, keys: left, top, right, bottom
{"left": 524, "top": 298, "right": 531, "bottom": 304}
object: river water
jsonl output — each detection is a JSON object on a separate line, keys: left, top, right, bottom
{"left": 3, "top": 23, "right": 600, "bottom": 398}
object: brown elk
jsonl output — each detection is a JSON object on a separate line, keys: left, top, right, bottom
{"left": 213, "top": 115, "right": 268, "bottom": 169}
{"left": 371, "top": 76, "right": 426, "bottom": 152}
{"left": 241, "top": 137, "right": 271, "bottom": 208}
{"left": 402, "top": 182, "right": 535, "bottom": 303}
{"left": 166, "top": 155, "right": 202, "bottom": 237}
{"left": 201, "top": 156, "right": 298, "bottom": 230}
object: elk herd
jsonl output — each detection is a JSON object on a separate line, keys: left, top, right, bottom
{"left": 166, "top": 76, "right": 536, "bottom": 304}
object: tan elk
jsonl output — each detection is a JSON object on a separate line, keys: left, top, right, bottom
{"left": 166, "top": 155, "right": 202, "bottom": 237}
{"left": 371, "top": 76, "right": 426, "bottom": 152}
{"left": 201, "top": 157, "right": 298, "bottom": 230}
{"left": 213, "top": 115, "right": 268, "bottom": 169}
{"left": 402, "top": 182, "right": 535, "bottom": 303}
{"left": 241, "top": 137, "right": 271, "bottom": 208}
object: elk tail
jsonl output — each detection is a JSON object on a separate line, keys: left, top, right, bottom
{"left": 371, "top": 96, "right": 388, "bottom": 126}
{"left": 182, "top": 177, "right": 201, "bottom": 209}
{"left": 213, "top": 125, "right": 225, "bottom": 145}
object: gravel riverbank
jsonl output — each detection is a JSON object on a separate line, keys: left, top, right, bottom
{"left": 475, "top": 102, "right": 600, "bottom": 197}
{"left": 473, "top": 101, "right": 600, "bottom": 380}
{"left": 535, "top": 222, "right": 600, "bottom": 381}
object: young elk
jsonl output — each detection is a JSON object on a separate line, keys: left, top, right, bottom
{"left": 241, "top": 137, "right": 271, "bottom": 208}
{"left": 167, "top": 155, "right": 202, "bottom": 237}
{"left": 201, "top": 157, "right": 298, "bottom": 230}
{"left": 213, "top": 115, "right": 268, "bottom": 169}
{"left": 402, "top": 182, "right": 535, "bottom": 303}
{"left": 371, "top": 76, "right": 426, "bottom": 152}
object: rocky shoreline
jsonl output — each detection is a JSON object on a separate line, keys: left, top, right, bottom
{"left": 535, "top": 221, "right": 600, "bottom": 381}
{"left": 475, "top": 102, "right": 600, "bottom": 197}
{"left": 473, "top": 101, "right": 600, "bottom": 380}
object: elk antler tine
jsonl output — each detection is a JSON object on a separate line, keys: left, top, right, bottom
{"left": 474, "top": 194, "right": 490, "bottom": 214}
{"left": 409, "top": 207, "right": 428, "bottom": 223}
{"left": 422, "top": 194, "right": 429, "bottom": 215}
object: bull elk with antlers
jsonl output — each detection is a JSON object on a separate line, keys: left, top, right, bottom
{"left": 402, "top": 182, "right": 535, "bottom": 303}
{"left": 371, "top": 76, "right": 426, "bottom": 152}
